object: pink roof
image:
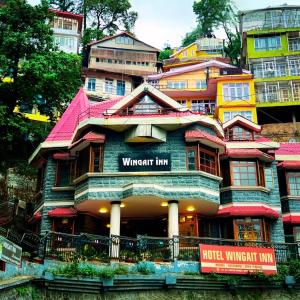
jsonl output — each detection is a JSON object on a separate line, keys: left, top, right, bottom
{"left": 275, "top": 142, "right": 300, "bottom": 155}
{"left": 217, "top": 204, "right": 279, "bottom": 219}
{"left": 225, "top": 148, "right": 274, "bottom": 162}
{"left": 185, "top": 130, "right": 225, "bottom": 147}
{"left": 278, "top": 161, "right": 300, "bottom": 169}
{"left": 46, "top": 88, "right": 90, "bottom": 142}
{"left": 148, "top": 60, "right": 248, "bottom": 80}
{"left": 70, "top": 131, "right": 106, "bottom": 149}
{"left": 48, "top": 207, "right": 77, "bottom": 218}
{"left": 283, "top": 214, "right": 300, "bottom": 224}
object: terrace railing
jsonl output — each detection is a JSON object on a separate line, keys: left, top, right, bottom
{"left": 41, "top": 232, "right": 300, "bottom": 264}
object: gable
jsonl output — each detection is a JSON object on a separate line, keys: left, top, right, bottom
{"left": 91, "top": 33, "right": 160, "bottom": 53}
{"left": 223, "top": 115, "right": 261, "bottom": 132}
{"left": 107, "top": 83, "right": 186, "bottom": 115}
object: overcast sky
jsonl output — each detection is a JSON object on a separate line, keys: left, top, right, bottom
{"left": 28, "top": 0, "right": 300, "bottom": 49}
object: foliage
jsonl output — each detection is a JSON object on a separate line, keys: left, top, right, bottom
{"left": 158, "top": 48, "right": 173, "bottom": 61}
{"left": 135, "top": 261, "right": 155, "bottom": 275}
{"left": 79, "top": 0, "right": 137, "bottom": 45}
{"left": 112, "top": 264, "right": 129, "bottom": 275}
{"left": 182, "top": 0, "right": 240, "bottom": 64}
{"left": 15, "top": 286, "right": 32, "bottom": 296}
{"left": 50, "top": 0, "right": 76, "bottom": 12}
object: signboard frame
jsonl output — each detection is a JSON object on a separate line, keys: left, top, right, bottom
{"left": 0, "top": 236, "right": 22, "bottom": 267}
{"left": 199, "top": 244, "right": 277, "bottom": 275}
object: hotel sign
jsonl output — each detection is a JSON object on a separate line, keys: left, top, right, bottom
{"left": 199, "top": 244, "right": 277, "bottom": 275}
{"left": 0, "top": 237, "right": 22, "bottom": 267}
{"left": 118, "top": 153, "right": 171, "bottom": 172}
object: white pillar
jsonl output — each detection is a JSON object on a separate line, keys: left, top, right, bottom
{"left": 168, "top": 200, "right": 179, "bottom": 238}
{"left": 110, "top": 201, "right": 121, "bottom": 236}
{"left": 109, "top": 201, "right": 121, "bottom": 259}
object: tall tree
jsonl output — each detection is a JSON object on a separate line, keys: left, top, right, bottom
{"left": 0, "top": 0, "right": 82, "bottom": 164}
{"left": 78, "top": 0, "right": 137, "bottom": 45}
{"left": 49, "top": 0, "right": 76, "bottom": 12}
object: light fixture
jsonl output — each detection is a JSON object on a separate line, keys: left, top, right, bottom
{"left": 99, "top": 207, "right": 108, "bottom": 214}
{"left": 161, "top": 202, "right": 168, "bottom": 207}
{"left": 186, "top": 205, "right": 195, "bottom": 212}
{"left": 106, "top": 224, "right": 111, "bottom": 228}
{"left": 120, "top": 203, "right": 126, "bottom": 208}
{"left": 187, "top": 215, "right": 193, "bottom": 219}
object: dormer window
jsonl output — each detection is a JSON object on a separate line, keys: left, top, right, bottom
{"left": 227, "top": 126, "right": 254, "bottom": 141}
{"left": 128, "top": 95, "right": 164, "bottom": 114}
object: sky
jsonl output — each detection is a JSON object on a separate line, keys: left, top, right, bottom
{"left": 28, "top": 0, "right": 300, "bottom": 49}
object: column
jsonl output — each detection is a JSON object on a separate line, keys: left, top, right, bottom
{"left": 168, "top": 200, "right": 179, "bottom": 259}
{"left": 109, "top": 201, "right": 121, "bottom": 259}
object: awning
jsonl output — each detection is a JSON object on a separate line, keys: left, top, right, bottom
{"left": 216, "top": 203, "right": 280, "bottom": 219}
{"left": 34, "top": 211, "right": 42, "bottom": 221}
{"left": 69, "top": 131, "right": 105, "bottom": 153}
{"left": 278, "top": 161, "right": 300, "bottom": 170}
{"left": 48, "top": 207, "right": 77, "bottom": 218}
{"left": 282, "top": 214, "right": 300, "bottom": 224}
{"left": 224, "top": 148, "right": 274, "bottom": 162}
{"left": 185, "top": 130, "right": 226, "bottom": 154}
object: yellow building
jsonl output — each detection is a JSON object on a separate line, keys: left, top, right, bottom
{"left": 148, "top": 60, "right": 257, "bottom": 123}
{"left": 163, "top": 38, "right": 226, "bottom": 71}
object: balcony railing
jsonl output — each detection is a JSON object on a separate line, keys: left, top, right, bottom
{"left": 42, "top": 232, "right": 300, "bottom": 264}
{"left": 252, "top": 64, "right": 300, "bottom": 79}
{"left": 256, "top": 87, "right": 300, "bottom": 104}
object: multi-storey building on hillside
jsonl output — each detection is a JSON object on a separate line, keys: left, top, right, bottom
{"left": 83, "top": 32, "right": 160, "bottom": 100}
{"left": 50, "top": 9, "right": 83, "bottom": 54}
{"left": 148, "top": 60, "right": 257, "bottom": 123}
{"left": 240, "top": 5, "right": 300, "bottom": 126}
{"left": 163, "top": 38, "right": 228, "bottom": 71}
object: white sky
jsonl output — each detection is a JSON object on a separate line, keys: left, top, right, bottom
{"left": 28, "top": 0, "right": 300, "bottom": 49}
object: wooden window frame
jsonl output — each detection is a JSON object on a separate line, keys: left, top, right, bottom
{"left": 230, "top": 160, "right": 258, "bottom": 186}
{"left": 89, "top": 144, "right": 104, "bottom": 173}
{"left": 55, "top": 160, "right": 75, "bottom": 187}
{"left": 186, "top": 144, "right": 219, "bottom": 176}
{"left": 233, "top": 218, "right": 270, "bottom": 242}
{"left": 286, "top": 172, "right": 300, "bottom": 196}
{"left": 227, "top": 126, "right": 254, "bottom": 141}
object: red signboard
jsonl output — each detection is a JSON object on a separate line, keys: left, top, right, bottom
{"left": 199, "top": 244, "right": 277, "bottom": 275}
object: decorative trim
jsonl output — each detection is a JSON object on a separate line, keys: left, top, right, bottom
{"left": 73, "top": 171, "right": 223, "bottom": 185}
{"left": 44, "top": 201, "right": 74, "bottom": 207}
{"left": 51, "top": 186, "right": 75, "bottom": 192}
{"left": 220, "top": 186, "right": 270, "bottom": 193}
{"left": 280, "top": 195, "right": 300, "bottom": 201}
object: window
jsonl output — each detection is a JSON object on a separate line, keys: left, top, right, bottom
{"left": 130, "top": 95, "right": 163, "bottom": 114}
{"left": 254, "top": 36, "right": 281, "bottom": 50}
{"left": 90, "top": 145, "right": 104, "bottom": 172}
{"left": 177, "top": 100, "right": 187, "bottom": 107}
{"left": 223, "top": 111, "right": 252, "bottom": 122}
{"left": 227, "top": 126, "right": 253, "bottom": 141}
{"left": 117, "top": 80, "right": 125, "bottom": 96}
{"left": 54, "top": 36, "right": 75, "bottom": 48}
{"left": 116, "top": 36, "right": 134, "bottom": 45}
{"left": 191, "top": 100, "right": 215, "bottom": 114}
{"left": 196, "top": 80, "right": 207, "bottom": 89}
{"left": 289, "top": 59, "right": 300, "bottom": 76}
{"left": 96, "top": 57, "right": 100, "bottom": 62}
{"left": 167, "top": 81, "right": 187, "bottom": 89}
{"left": 105, "top": 78, "right": 113, "bottom": 93}
{"left": 186, "top": 145, "right": 218, "bottom": 175}
{"left": 264, "top": 166, "right": 274, "bottom": 190}
{"left": 223, "top": 83, "right": 250, "bottom": 101}
{"left": 287, "top": 172, "right": 300, "bottom": 196}
{"left": 36, "top": 166, "right": 45, "bottom": 192}
{"left": 231, "top": 161, "right": 257, "bottom": 186}
{"left": 234, "top": 218, "right": 270, "bottom": 242}
{"left": 55, "top": 161, "right": 74, "bottom": 187}
{"left": 182, "top": 51, "right": 187, "bottom": 57}
{"left": 87, "top": 78, "right": 96, "bottom": 92}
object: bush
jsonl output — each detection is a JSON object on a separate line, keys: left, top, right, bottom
{"left": 136, "top": 261, "right": 155, "bottom": 275}
{"left": 113, "top": 264, "right": 129, "bottom": 275}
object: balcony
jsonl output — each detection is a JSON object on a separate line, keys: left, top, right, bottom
{"left": 255, "top": 81, "right": 300, "bottom": 104}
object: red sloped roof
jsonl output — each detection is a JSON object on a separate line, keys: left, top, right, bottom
{"left": 34, "top": 212, "right": 42, "bottom": 221}
{"left": 53, "top": 153, "right": 73, "bottom": 160}
{"left": 217, "top": 204, "right": 280, "bottom": 219}
{"left": 70, "top": 131, "right": 105, "bottom": 149}
{"left": 225, "top": 148, "right": 274, "bottom": 162}
{"left": 275, "top": 142, "right": 300, "bottom": 155}
{"left": 48, "top": 208, "right": 77, "bottom": 218}
{"left": 283, "top": 214, "right": 300, "bottom": 224}
{"left": 185, "top": 130, "right": 225, "bottom": 146}
{"left": 278, "top": 161, "right": 300, "bottom": 169}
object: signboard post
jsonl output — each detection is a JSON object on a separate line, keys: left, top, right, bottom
{"left": 199, "top": 244, "right": 277, "bottom": 275}
{"left": 119, "top": 153, "right": 171, "bottom": 172}
{"left": 0, "top": 237, "right": 22, "bottom": 267}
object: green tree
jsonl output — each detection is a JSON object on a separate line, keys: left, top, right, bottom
{"left": 50, "top": 0, "right": 76, "bottom": 12}
{"left": 0, "top": 0, "right": 81, "bottom": 165}
{"left": 158, "top": 47, "right": 173, "bottom": 61}
{"left": 181, "top": 26, "right": 205, "bottom": 47}
{"left": 79, "top": 0, "right": 137, "bottom": 45}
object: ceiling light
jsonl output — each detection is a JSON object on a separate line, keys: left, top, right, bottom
{"left": 186, "top": 205, "right": 195, "bottom": 212}
{"left": 99, "top": 207, "right": 108, "bottom": 214}
{"left": 106, "top": 224, "right": 111, "bottom": 228}
{"left": 161, "top": 202, "right": 168, "bottom": 207}
{"left": 187, "top": 215, "right": 193, "bottom": 219}
{"left": 120, "top": 203, "right": 126, "bottom": 208}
